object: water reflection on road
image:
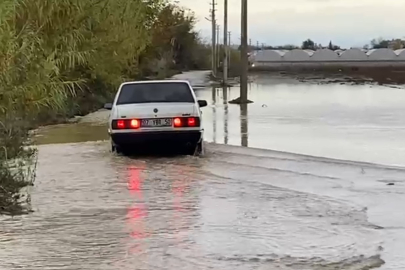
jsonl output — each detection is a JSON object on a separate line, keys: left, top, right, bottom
{"left": 223, "top": 87, "right": 229, "bottom": 145}
{"left": 209, "top": 86, "right": 248, "bottom": 147}
{"left": 211, "top": 87, "right": 217, "bottom": 144}
{"left": 240, "top": 104, "right": 248, "bottom": 147}
{"left": 196, "top": 79, "right": 405, "bottom": 167}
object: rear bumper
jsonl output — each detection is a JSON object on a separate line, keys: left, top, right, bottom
{"left": 110, "top": 130, "right": 203, "bottom": 146}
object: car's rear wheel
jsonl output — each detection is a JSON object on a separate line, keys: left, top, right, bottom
{"left": 111, "top": 140, "right": 123, "bottom": 155}
{"left": 196, "top": 141, "right": 204, "bottom": 156}
{"left": 187, "top": 141, "right": 204, "bottom": 156}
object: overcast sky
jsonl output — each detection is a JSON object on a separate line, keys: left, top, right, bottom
{"left": 176, "top": 0, "right": 405, "bottom": 48}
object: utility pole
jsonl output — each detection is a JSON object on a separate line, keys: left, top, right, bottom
{"left": 222, "top": 0, "right": 228, "bottom": 85}
{"left": 228, "top": 31, "right": 231, "bottom": 68}
{"left": 212, "top": 87, "right": 217, "bottom": 143}
{"left": 256, "top": 41, "right": 259, "bottom": 50}
{"left": 240, "top": 0, "right": 248, "bottom": 103}
{"left": 216, "top": 24, "right": 220, "bottom": 70}
{"left": 211, "top": 0, "right": 217, "bottom": 77}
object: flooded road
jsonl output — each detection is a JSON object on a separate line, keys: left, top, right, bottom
{"left": 197, "top": 76, "right": 405, "bottom": 167}
{"left": 1, "top": 71, "right": 405, "bottom": 270}
{"left": 0, "top": 142, "right": 393, "bottom": 270}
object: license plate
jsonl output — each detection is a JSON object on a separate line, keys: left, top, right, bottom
{"left": 141, "top": 118, "right": 172, "bottom": 127}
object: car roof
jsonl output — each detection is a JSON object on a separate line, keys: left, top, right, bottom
{"left": 120, "top": 80, "right": 191, "bottom": 87}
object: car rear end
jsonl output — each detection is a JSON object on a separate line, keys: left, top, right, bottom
{"left": 107, "top": 80, "right": 206, "bottom": 153}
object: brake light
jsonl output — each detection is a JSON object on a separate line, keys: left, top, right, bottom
{"left": 173, "top": 117, "right": 199, "bottom": 127}
{"left": 130, "top": 119, "right": 140, "bottom": 129}
{"left": 187, "top": 117, "right": 196, "bottom": 126}
{"left": 173, "top": 117, "right": 182, "bottom": 127}
{"left": 117, "top": 120, "right": 125, "bottom": 129}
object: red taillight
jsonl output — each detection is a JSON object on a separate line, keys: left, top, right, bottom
{"left": 130, "top": 119, "right": 140, "bottom": 129}
{"left": 117, "top": 120, "right": 125, "bottom": 129}
{"left": 187, "top": 117, "right": 196, "bottom": 126}
{"left": 173, "top": 117, "right": 182, "bottom": 127}
{"left": 173, "top": 117, "right": 199, "bottom": 127}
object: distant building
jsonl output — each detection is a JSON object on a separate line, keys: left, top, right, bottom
{"left": 388, "top": 39, "right": 405, "bottom": 50}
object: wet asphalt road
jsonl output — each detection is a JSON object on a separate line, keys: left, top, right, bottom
{"left": 2, "top": 141, "right": 401, "bottom": 270}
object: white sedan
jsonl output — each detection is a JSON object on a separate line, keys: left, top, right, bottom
{"left": 104, "top": 80, "right": 207, "bottom": 155}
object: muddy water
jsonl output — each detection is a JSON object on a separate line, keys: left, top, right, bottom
{"left": 2, "top": 71, "right": 405, "bottom": 269}
{"left": 0, "top": 142, "right": 389, "bottom": 270}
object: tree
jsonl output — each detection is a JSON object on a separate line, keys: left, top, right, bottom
{"left": 302, "top": 39, "right": 315, "bottom": 50}
{"left": 371, "top": 37, "right": 389, "bottom": 49}
{"left": 390, "top": 39, "right": 404, "bottom": 50}
{"left": 138, "top": 3, "right": 210, "bottom": 76}
{"left": 277, "top": 44, "right": 299, "bottom": 50}
{"left": 326, "top": 40, "right": 340, "bottom": 50}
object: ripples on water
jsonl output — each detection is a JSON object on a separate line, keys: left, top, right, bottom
{"left": 0, "top": 141, "right": 395, "bottom": 270}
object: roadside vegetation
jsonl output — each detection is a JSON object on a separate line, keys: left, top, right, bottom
{"left": 209, "top": 46, "right": 242, "bottom": 81}
{"left": 0, "top": 0, "right": 211, "bottom": 215}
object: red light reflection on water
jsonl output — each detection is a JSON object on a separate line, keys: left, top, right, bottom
{"left": 126, "top": 165, "right": 150, "bottom": 242}
{"left": 172, "top": 165, "right": 193, "bottom": 212}
{"left": 127, "top": 165, "right": 143, "bottom": 197}
{"left": 170, "top": 165, "right": 197, "bottom": 247}
{"left": 127, "top": 206, "right": 147, "bottom": 221}
{"left": 173, "top": 188, "right": 183, "bottom": 213}
{"left": 170, "top": 165, "right": 205, "bottom": 256}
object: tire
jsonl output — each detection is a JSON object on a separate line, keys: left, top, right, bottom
{"left": 183, "top": 143, "right": 195, "bottom": 156}
{"left": 110, "top": 140, "right": 115, "bottom": 152}
{"left": 196, "top": 140, "right": 204, "bottom": 156}
{"left": 115, "top": 145, "right": 123, "bottom": 155}
{"left": 190, "top": 141, "right": 204, "bottom": 156}
{"left": 111, "top": 140, "right": 123, "bottom": 155}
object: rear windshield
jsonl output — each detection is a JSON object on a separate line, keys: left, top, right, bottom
{"left": 116, "top": 82, "right": 195, "bottom": 105}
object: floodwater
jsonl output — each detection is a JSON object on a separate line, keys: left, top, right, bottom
{"left": 1, "top": 71, "right": 405, "bottom": 270}
{"left": 197, "top": 76, "right": 405, "bottom": 167}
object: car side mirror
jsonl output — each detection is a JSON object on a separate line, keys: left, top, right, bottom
{"left": 198, "top": 100, "right": 208, "bottom": 107}
{"left": 104, "top": 103, "right": 113, "bottom": 110}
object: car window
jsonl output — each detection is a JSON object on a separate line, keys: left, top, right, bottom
{"left": 116, "top": 82, "right": 195, "bottom": 105}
